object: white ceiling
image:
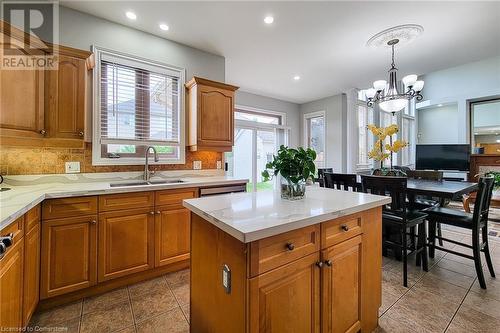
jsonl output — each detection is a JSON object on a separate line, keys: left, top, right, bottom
{"left": 62, "top": 1, "right": 500, "bottom": 104}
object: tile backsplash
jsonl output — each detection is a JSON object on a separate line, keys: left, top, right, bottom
{"left": 0, "top": 143, "right": 222, "bottom": 175}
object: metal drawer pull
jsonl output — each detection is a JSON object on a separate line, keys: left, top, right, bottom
{"left": 78, "top": 131, "right": 84, "bottom": 137}
{"left": 0, "top": 233, "right": 14, "bottom": 248}
{"left": 156, "top": 211, "right": 161, "bottom": 214}
{"left": 0, "top": 243, "right": 6, "bottom": 260}
{"left": 341, "top": 224, "right": 349, "bottom": 232}
{"left": 325, "top": 260, "right": 333, "bottom": 267}
{"left": 39, "top": 129, "right": 46, "bottom": 135}
{"left": 149, "top": 211, "right": 155, "bottom": 215}
{"left": 90, "top": 220, "right": 97, "bottom": 225}
{"left": 285, "top": 242, "right": 295, "bottom": 251}
{"left": 316, "top": 261, "right": 324, "bottom": 268}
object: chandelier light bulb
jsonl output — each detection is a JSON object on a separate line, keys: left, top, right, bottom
{"left": 402, "top": 74, "right": 418, "bottom": 88}
{"left": 413, "top": 80, "right": 424, "bottom": 92}
{"left": 365, "top": 88, "right": 377, "bottom": 99}
{"left": 373, "top": 80, "right": 387, "bottom": 91}
{"left": 379, "top": 98, "right": 408, "bottom": 113}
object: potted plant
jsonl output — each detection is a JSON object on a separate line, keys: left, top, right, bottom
{"left": 367, "top": 124, "right": 408, "bottom": 176}
{"left": 262, "top": 145, "right": 317, "bottom": 200}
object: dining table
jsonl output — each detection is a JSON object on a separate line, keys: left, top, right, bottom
{"left": 405, "top": 179, "right": 478, "bottom": 201}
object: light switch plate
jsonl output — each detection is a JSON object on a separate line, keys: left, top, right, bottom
{"left": 216, "top": 160, "right": 222, "bottom": 169}
{"left": 65, "top": 161, "right": 80, "bottom": 173}
{"left": 193, "top": 161, "right": 202, "bottom": 170}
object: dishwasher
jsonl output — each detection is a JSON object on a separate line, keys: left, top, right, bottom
{"left": 199, "top": 183, "right": 247, "bottom": 197}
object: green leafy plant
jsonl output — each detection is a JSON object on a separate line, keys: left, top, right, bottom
{"left": 261, "top": 145, "right": 317, "bottom": 184}
{"left": 484, "top": 171, "right": 500, "bottom": 189}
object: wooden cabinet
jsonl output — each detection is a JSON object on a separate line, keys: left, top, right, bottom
{"left": 321, "top": 235, "right": 363, "bottom": 333}
{"left": 40, "top": 215, "right": 97, "bottom": 299}
{"left": 0, "top": 237, "right": 24, "bottom": 330}
{"left": 46, "top": 53, "right": 87, "bottom": 139}
{"left": 155, "top": 207, "right": 190, "bottom": 267}
{"left": 22, "top": 207, "right": 41, "bottom": 326}
{"left": 98, "top": 208, "right": 154, "bottom": 282}
{"left": 248, "top": 253, "right": 321, "bottom": 333}
{"left": 186, "top": 77, "right": 238, "bottom": 152}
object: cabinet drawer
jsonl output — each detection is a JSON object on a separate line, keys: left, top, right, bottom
{"left": 321, "top": 213, "right": 363, "bottom": 249}
{"left": 249, "top": 225, "right": 320, "bottom": 277}
{"left": 0, "top": 216, "right": 24, "bottom": 253}
{"left": 99, "top": 192, "right": 154, "bottom": 212}
{"left": 25, "top": 205, "right": 40, "bottom": 232}
{"left": 42, "top": 197, "right": 97, "bottom": 220}
{"left": 155, "top": 188, "right": 198, "bottom": 209}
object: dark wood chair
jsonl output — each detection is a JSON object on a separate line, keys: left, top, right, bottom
{"left": 316, "top": 168, "right": 333, "bottom": 187}
{"left": 361, "top": 175, "right": 428, "bottom": 287}
{"left": 323, "top": 172, "right": 359, "bottom": 191}
{"left": 406, "top": 170, "right": 445, "bottom": 246}
{"left": 426, "top": 176, "right": 495, "bottom": 289}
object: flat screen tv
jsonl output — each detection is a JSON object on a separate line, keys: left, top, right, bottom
{"left": 415, "top": 144, "right": 470, "bottom": 171}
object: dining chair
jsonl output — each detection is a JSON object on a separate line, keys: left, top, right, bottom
{"left": 426, "top": 176, "right": 495, "bottom": 289}
{"left": 361, "top": 175, "right": 428, "bottom": 287}
{"left": 316, "top": 168, "right": 333, "bottom": 187}
{"left": 323, "top": 172, "right": 359, "bottom": 191}
{"left": 406, "top": 170, "right": 445, "bottom": 246}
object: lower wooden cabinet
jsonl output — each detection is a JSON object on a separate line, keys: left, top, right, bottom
{"left": 41, "top": 215, "right": 97, "bottom": 299}
{"left": 22, "top": 223, "right": 40, "bottom": 326}
{"left": 98, "top": 208, "right": 154, "bottom": 282}
{"left": 0, "top": 239, "right": 24, "bottom": 329}
{"left": 321, "top": 235, "right": 363, "bottom": 333}
{"left": 248, "top": 252, "right": 321, "bottom": 333}
{"left": 155, "top": 207, "right": 191, "bottom": 267}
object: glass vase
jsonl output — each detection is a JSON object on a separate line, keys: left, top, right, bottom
{"left": 280, "top": 178, "right": 306, "bottom": 200}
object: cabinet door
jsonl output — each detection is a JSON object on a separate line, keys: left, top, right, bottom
{"left": 22, "top": 223, "right": 40, "bottom": 326}
{"left": 0, "top": 62, "right": 44, "bottom": 137}
{"left": 248, "top": 253, "right": 320, "bottom": 333}
{"left": 198, "top": 84, "right": 234, "bottom": 147}
{"left": 321, "top": 235, "right": 363, "bottom": 333}
{"left": 0, "top": 239, "right": 24, "bottom": 330}
{"left": 98, "top": 208, "right": 154, "bottom": 282}
{"left": 40, "top": 215, "right": 97, "bottom": 299}
{"left": 155, "top": 207, "right": 190, "bottom": 267}
{"left": 46, "top": 55, "right": 86, "bottom": 139}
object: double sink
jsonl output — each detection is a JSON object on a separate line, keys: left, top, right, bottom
{"left": 109, "top": 179, "right": 185, "bottom": 187}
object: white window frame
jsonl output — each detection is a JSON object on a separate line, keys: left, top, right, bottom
{"left": 401, "top": 103, "right": 416, "bottom": 167}
{"left": 303, "top": 111, "right": 326, "bottom": 168}
{"left": 355, "top": 100, "right": 373, "bottom": 171}
{"left": 92, "top": 46, "right": 186, "bottom": 166}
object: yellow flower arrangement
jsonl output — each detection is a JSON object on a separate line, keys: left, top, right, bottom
{"left": 367, "top": 124, "right": 408, "bottom": 169}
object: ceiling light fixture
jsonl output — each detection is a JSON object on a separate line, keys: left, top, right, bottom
{"left": 264, "top": 16, "right": 274, "bottom": 24}
{"left": 126, "top": 11, "right": 137, "bottom": 20}
{"left": 365, "top": 38, "right": 424, "bottom": 114}
{"left": 159, "top": 23, "right": 169, "bottom": 31}
{"left": 293, "top": 75, "right": 300, "bottom": 81}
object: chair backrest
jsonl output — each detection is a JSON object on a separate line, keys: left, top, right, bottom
{"left": 361, "top": 175, "right": 408, "bottom": 215}
{"left": 317, "top": 168, "right": 333, "bottom": 179}
{"left": 323, "top": 173, "right": 358, "bottom": 191}
{"left": 406, "top": 170, "right": 443, "bottom": 181}
{"left": 472, "top": 176, "right": 495, "bottom": 228}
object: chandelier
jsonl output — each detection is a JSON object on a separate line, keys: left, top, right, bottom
{"left": 365, "top": 38, "right": 424, "bottom": 113}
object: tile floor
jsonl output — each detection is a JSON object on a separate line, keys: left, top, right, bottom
{"left": 29, "top": 227, "right": 500, "bottom": 333}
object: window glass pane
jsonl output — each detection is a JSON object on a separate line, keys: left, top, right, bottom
{"left": 357, "top": 105, "right": 373, "bottom": 167}
{"left": 232, "top": 128, "right": 255, "bottom": 192}
{"left": 306, "top": 115, "right": 325, "bottom": 167}
{"left": 235, "top": 110, "right": 281, "bottom": 125}
{"left": 256, "top": 130, "right": 277, "bottom": 191}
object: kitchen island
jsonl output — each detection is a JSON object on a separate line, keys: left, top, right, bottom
{"left": 183, "top": 187, "right": 391, "bottom": 333}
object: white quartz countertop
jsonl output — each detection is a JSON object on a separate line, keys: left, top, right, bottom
{"left": 183, "top": 187, "right": 392, "bottom": 242}
{"left": 0, "top": 172, "right": 247, "bottom": 230}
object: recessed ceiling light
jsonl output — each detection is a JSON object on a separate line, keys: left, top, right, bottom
{"left": 437, "top": 104, "right": 443, "bottom": 107}
{"left": 126, "top": 11, "right": 137, "bottom": 20}
{"left": 159, "top": 23, "right": 169, "bottom": 31}
{"left": 293, "top": 75, "right": 300, "bottom": 81}
{"left": 264, "top": 16, "right": 274, "bottom": 24}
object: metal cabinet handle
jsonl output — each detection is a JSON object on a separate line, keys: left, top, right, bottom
{"left": 285, "top": 242, "right": 295, "bottom": 251}
{"left": 0, "top": 233, "right": 14, "bottom": 248}
{"left": 341, "top": 224, "right": 349, "bottom": 232}
{"left": 324, "top": 260, "right": 333, "bottom": 267}
{"left": 39, "top": 129, "right": 46, "bottom": 135}
{"left": 78, "top": 131, "right": 84, "bottom": 137}
{"left": 156, "top": 211, "right": 161, "bottom": 214}
{"left": 149, "top": 211, "right": 155, "bottom": 215}
{"left": 316, "top": 261, "right": 324, "bottom": 268}
{"left": 90, "top": 220, "right": 97, "bottom": 225}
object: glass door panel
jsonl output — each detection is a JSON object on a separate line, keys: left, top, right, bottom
{"left": 231, "top": 128, "right": 254, "bottom": 192}
{"left": 256, "top": 129, "right": 277, "bottom": 191}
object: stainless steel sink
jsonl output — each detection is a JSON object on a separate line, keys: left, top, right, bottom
{"left": 109, "top": 179, "right": 184, "bottom": 187}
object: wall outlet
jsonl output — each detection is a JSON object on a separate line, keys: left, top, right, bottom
{"left": 217, "top": 160, "right": 222, "bottom": 169}
{"left": 193, "top": 160, "right": 202, "bottom": 170}
{"left": 65, "top": 161, "right": 80, "bottom": 173}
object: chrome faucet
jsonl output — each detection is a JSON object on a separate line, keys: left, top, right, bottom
{"left": 144, "top": 146, "right": 159, "bottom": 181}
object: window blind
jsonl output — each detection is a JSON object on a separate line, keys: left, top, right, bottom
{"left": 99, "top": 59, "right": 180, "bottom": 147}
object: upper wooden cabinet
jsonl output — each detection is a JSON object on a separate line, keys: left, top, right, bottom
{"left": 45, "top": 51, "right": 89, "bottom": 139}
{"left": 186, "top": 77, "right": 239, "bottom": 152}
